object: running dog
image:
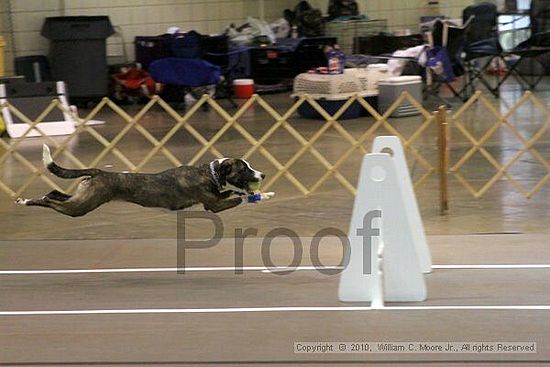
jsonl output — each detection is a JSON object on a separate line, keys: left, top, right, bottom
{"left": 16, "top": 145, "right": 270, "bottom": 217}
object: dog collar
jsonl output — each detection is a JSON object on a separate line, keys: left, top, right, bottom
{"left": 209, "top": 161, "right": 222, "bottom": 191}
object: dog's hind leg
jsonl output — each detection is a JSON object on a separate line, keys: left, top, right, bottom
{"left": 16, "top": 197, "right": 52, "bottom": 208}
{"left": 16, "top": 196, "right": 82, "bottom": 217}
{"left": 16, "top": 193, "right": 107, "bottom": 217}
{"left": 45, "top": 190, "right": 72, "bottom": 202}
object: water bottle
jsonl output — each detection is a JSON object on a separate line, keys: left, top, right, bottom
{"left": 327, "top": 46, "right": 345, "bottom": 74}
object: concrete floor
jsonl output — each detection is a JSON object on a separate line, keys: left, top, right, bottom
{"left": 1, "top": 78, "right": 550, "bottom": 365}
{"left": 1, "top": 234, "right": 550, "bottom": 365}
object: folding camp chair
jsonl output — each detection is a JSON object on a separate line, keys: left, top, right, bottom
{"left": 498, "top": 0, "right": 550, "bottom": 90}
{"left": 461, "top": 2, "right": 505, "bottom": 97}
{"left": 424, "top": 18, "right": 468, "bottom": 105}
{"left": 204, "top": 46, "right": 248, "bottom": 108}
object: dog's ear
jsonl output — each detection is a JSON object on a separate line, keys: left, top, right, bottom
{"left": 218, "top": 159, "right": 234, "bottom": 178}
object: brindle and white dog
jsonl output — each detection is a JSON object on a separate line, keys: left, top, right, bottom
{"left": 16, "top": 145, "right": 271, "bottom": 217}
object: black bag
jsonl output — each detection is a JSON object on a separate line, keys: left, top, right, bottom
{"left": 328, "top": 0, "right": 359, "bottom": 20}
{"left": 293, "top": 1, "right": 324, "bottom": 36}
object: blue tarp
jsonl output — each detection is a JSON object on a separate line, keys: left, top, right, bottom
{"left": 148, "top": 58, "right": 221, "bottom": 87}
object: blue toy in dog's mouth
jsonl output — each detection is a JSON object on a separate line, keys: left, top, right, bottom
{"left": 246, "top": 181, "right": 274, "bottom": 203}
{"left": 247, "top": 192, "right": 275, "bottom": 203}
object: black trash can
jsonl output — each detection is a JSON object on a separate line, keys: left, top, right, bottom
{"left": 41, "top": 16, "right": 114, "bottom": 101}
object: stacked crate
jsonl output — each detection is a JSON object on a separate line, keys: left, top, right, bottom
{"left": 325, "top": 19, "right": 388, "bottom": 54}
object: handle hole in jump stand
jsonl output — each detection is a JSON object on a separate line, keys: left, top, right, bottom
{"left": 371, "top": 166, "right": 386, "bottom": 182}
{"left": 380, "top": 147, "right": 394, "bottom": 157}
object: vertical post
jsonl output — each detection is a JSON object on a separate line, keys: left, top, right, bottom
{"left": 59, "top": 0, "right": 66, "bottom": 16}
{"left": 437, "top": 105, "right": 449, "bottom": 214}
{"left": 259, "top": 0, "right": 265, "bottom": 20}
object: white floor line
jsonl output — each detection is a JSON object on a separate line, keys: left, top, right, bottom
{"left": 2, "top": 264, "right": 550, "bottom": 275}
{"left": 2, "top": 305, "right": 550, "bottom": 316}
{"left": 0, "top": 266, "right": 262, "bottom": 275}
{"left": 0, "top": 266, "right": 335, "bottom": 275}
{"left": 433, "top": 264, "right": 550, "bottom": 269}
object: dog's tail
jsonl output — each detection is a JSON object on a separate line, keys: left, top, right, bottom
{"left": 43, "top": 144, "right": 101, "bottom": 179}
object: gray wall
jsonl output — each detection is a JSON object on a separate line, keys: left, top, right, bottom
{"left": 0, "top": 0, "right": 296, "bottom": 74}
{"left": 0, "top": 0, "right": 474, "bottom": 76}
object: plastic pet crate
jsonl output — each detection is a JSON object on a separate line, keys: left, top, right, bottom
{"left": 292, "top": 69, "right": 378, "bottom": 120}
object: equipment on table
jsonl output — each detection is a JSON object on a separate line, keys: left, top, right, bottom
{"left": 0, "top": 81, "right": 103, "bottom": 138}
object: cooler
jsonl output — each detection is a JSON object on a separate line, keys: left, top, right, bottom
{"left": 377, "top": 76, "right": 422, "bottom": 117}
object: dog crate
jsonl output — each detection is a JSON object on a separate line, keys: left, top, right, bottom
{"left": 250, "top": 47, "right": 293, "bottom": 85}
{"left": 292, "top": 69, "right": 377, "bottom": 120}
{"left": 354, "top": 33, "right": 425, "bottom": 55}
{"left": 134, "top": 35, "right": 174, "bottom": 70}
{"left": 325, "top": 19, "right": 388, "bottom": 54}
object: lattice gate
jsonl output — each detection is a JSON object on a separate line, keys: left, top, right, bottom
{"left": 1, "top": 90, "right": 548, "bottom": 214}
{"left": 0, "top": 92, "right": 439, "bottom": 200}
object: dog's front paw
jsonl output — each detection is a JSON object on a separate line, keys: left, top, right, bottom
{"left": 15, "top": 197, "right": 29, "bottom": 205}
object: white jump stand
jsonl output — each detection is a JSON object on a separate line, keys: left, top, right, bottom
{"left": 338, "top": 136, "right": 431, "bottom": 306}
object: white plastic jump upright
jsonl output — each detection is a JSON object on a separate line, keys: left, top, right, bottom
{"left": 338, "top": 136, "right": 430, "bottom": 305}
{"left": 372, "top": 136, "right": 432, "bottom": 273}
